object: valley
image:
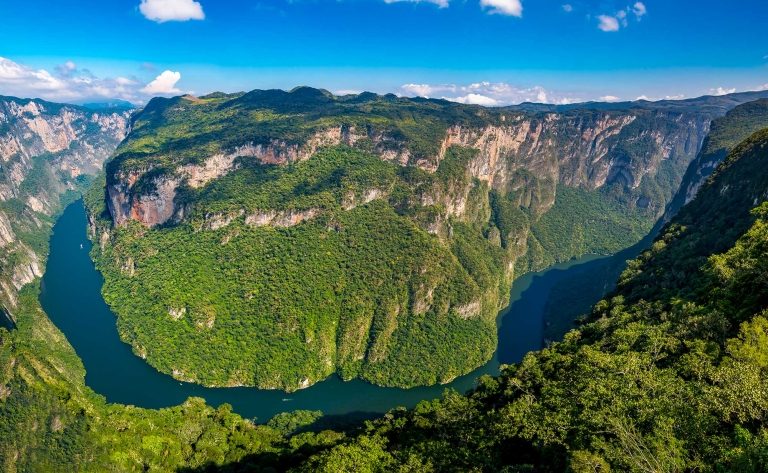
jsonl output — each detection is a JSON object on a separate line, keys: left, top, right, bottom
{"left": 3, "top": 89, "right": 768, "bottom": 471}
{"left": 86, "top": 88, "right": 759, "bottom": 391}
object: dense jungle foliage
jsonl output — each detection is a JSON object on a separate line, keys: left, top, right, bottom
{"left": 543, "top": 98, "right": 768, "bottom": 344}
{"left": 5, "top": 94, "right": 768, "bottom": 471}
{"left": 192, "top": 126, "right": 768, "bottom": 471}
{"left": 92, "top": 87, "right": 711, "bottom": 390}
{"left": 91, "top": 146, "right": 510, "bottom": 390}
{"left": 90, "top": 137, "right": 660, "bottom": 390}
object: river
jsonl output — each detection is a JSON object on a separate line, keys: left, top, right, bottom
{"left": 40, "top": 200, "right": 611, "bottom": 421}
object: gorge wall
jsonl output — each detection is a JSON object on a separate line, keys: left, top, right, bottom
{"left": 0, "top": 96, "right": 129, "bottom": 313}
{"left": 105, "top": 94, "right": 713, "bottom": 230}
{"left": 87, "top": 88, "right": 759, "bottom": 391}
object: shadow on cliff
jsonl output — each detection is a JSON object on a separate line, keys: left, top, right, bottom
{"left": 0, "top": 307, "right": 15, "bottom": 331}
{"left": 176, "top": 411, "right": 380, "bottom": 473}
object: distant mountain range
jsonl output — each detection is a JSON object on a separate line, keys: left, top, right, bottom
{"left": 71, "top": 98, "right": 137, "bottom": 110}
{"left": 510, "top": 90, "right": 768, "bottom": 115}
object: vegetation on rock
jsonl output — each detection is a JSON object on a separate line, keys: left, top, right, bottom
{"left": 90, "top": 89, "right": 718, "bottom": 389}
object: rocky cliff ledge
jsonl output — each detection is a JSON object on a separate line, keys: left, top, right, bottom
{"left": 0, "top": 96, "right": 130, "bottom": 312}
{"left": 105, "top": 90, "right": 712, "bottom": 229}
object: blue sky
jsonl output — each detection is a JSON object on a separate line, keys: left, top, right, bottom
{"left": 1, "top": 0, "right": 767, "bottom": 105}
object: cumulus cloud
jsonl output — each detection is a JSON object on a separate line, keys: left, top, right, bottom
{"left": 755, "top": 84, "right": 768, "bottom": 92}
{"left": 55, "top": 61, "right": 78, "bottom": 77}
{"left": 400, "top": 81, "right": 583, "bottom": 106}
{"left": 480, "top": 0, "right": 523, "bottom": 17}
{"left": 0, "top": 56, "right": 184, "bottom": 103}
{"left": 599, "top": 95, "right": 621, "bottom": 102}
{"left": 139, "top": 0, "right": 205, "bottom": 23}
{"left": 709, "top": 87, "right": 737, "bottom": 96}
{"left": 597, "top": 14, "right": 620, "bottom": 31}
{"left": 562, "top": 4, "right": 572, "bottom": 12}
{"left": 451, "top": 94, "right": 500, "bottom": 106}
{"left": 633, "top": 2, "right": 647, "bottom": 19}
{"left": 597, "top": 3, "right": 647, "bottom": 32}
{"left": 616, "top": 10, "right": 628, "bottom": 27}
{"left": 140, "top": 70, "right": 182, "bottom": 94}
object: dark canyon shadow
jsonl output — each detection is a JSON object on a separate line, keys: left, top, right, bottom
{"left": 0, "top": 307, "right": 15, "bottom": 331}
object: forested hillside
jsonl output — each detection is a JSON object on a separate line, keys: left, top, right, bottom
{"left": 257, "top": 126, "right": 768, "bottom": 471}
{"left": 5, "top": 93, "right": 768, "bottom": 471}
{"left": 88, "top": 88, "right": 729, "bottom": 390}
{"left": 0, "top": 97, "right": 129, "bottom": 313}
{"left": 543, "top": 98, "right": 768, "bottom": 344}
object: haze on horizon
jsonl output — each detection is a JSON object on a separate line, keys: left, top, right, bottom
{"left": 1, "top": 0, "right": 766, "bottom": 106}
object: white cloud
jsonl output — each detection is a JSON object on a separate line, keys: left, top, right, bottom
{"left": 599, "top": 95, "right": 621, "bottom": 102}
{"left": 116, "top": 77, "right": 140, "bottom": 86}
{"left": 709, "top": 87, "right": 737, "bottom": 96}
{"left": 597, "top": 4, "right": 646, "bottom": 32}
{"left": 383, "top": 0, "right": 449, "bottom": 7}
{"left": 0, "top": 56, "right": 185, "bottom": 103}
{"left": 448, "top": 94, "right": 500, "bottom": 106}
{"left": 401, "top": 84, "right": 444, "bottom": 96}
{"left": 139, "top": 0, "right": 205, "bottom": 23}
{"left": 633, "top": 2, "right": 647, "bottom": 19}
{"left": 562, "top": 4, "right": 572, "bottom": 12}
{"left": 400, "top": 81, "right": 584, "bottom": 106}
{"left": 616, "top": 10, "right": 628, "bottom": 27}
{"left": 140, "top": 70, "right": 182, "bottom": 94}
{"left": 636, "top": 94, "right": 686, "bottom": 102}
{"left": 597, "top": 15, "right": 620, "bottom": 32}
{"left": 480, "top": 0, "right": 523, "bottom": 17}
{"left": 755, "top": 84, "right": 768, "bottom": 91}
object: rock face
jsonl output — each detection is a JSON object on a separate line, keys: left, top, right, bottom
{"left": 662, "top": 99, "right": 768, "bottom": 223}
{"left": 91, "top": 89, "right": 768, "bottom": 392}
{"left": 106, "top": 99, "right": 712, "bottom": 228}
{"left": 0, "top": 96, "right": 130, "bottom": 312}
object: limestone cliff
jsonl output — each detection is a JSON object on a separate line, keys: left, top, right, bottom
{"left": 662, "top": 99, "right": 768, "bottom": 222}
{"left": 0, "top": 96, "right": 130, "bottom": 313}
{"left": 90, "top": 89, "right": 768, "bottom": 391}
{"left": 106, "top": 105, "right": 709, "bottom": 229}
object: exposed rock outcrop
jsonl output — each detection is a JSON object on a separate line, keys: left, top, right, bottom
{"left": 107, "top": 109, "right": 710, "bottom": 228}
{"left": 245, "top": 209, "right": 318, "bottom": 228}
{"left": 0, "top": 96, "right": 130, "bottom": 314}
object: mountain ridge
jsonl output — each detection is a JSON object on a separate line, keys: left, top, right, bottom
{"left": 87, "top": 87, "right": 739, "bottom": 391}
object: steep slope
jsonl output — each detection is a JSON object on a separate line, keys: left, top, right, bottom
{"left": 0, "top": 97, "right": 346, "bottom": 473}
{"left": 0, "top": 96, "right": 129, "bottom": 312}
{"left": 542, "top": 98, "right": 768, "bottom": 344}
{"left": 663, "top": 98, "right": 768, "bottom": 221}
{"left": 89, "top": 88, "right": 722, "bottom": 391}
{"left": 104, "top": 89, "right": 711, "bottom": 228}
{"left": 275, "top": 128, "right": 768, "bottom": 471}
